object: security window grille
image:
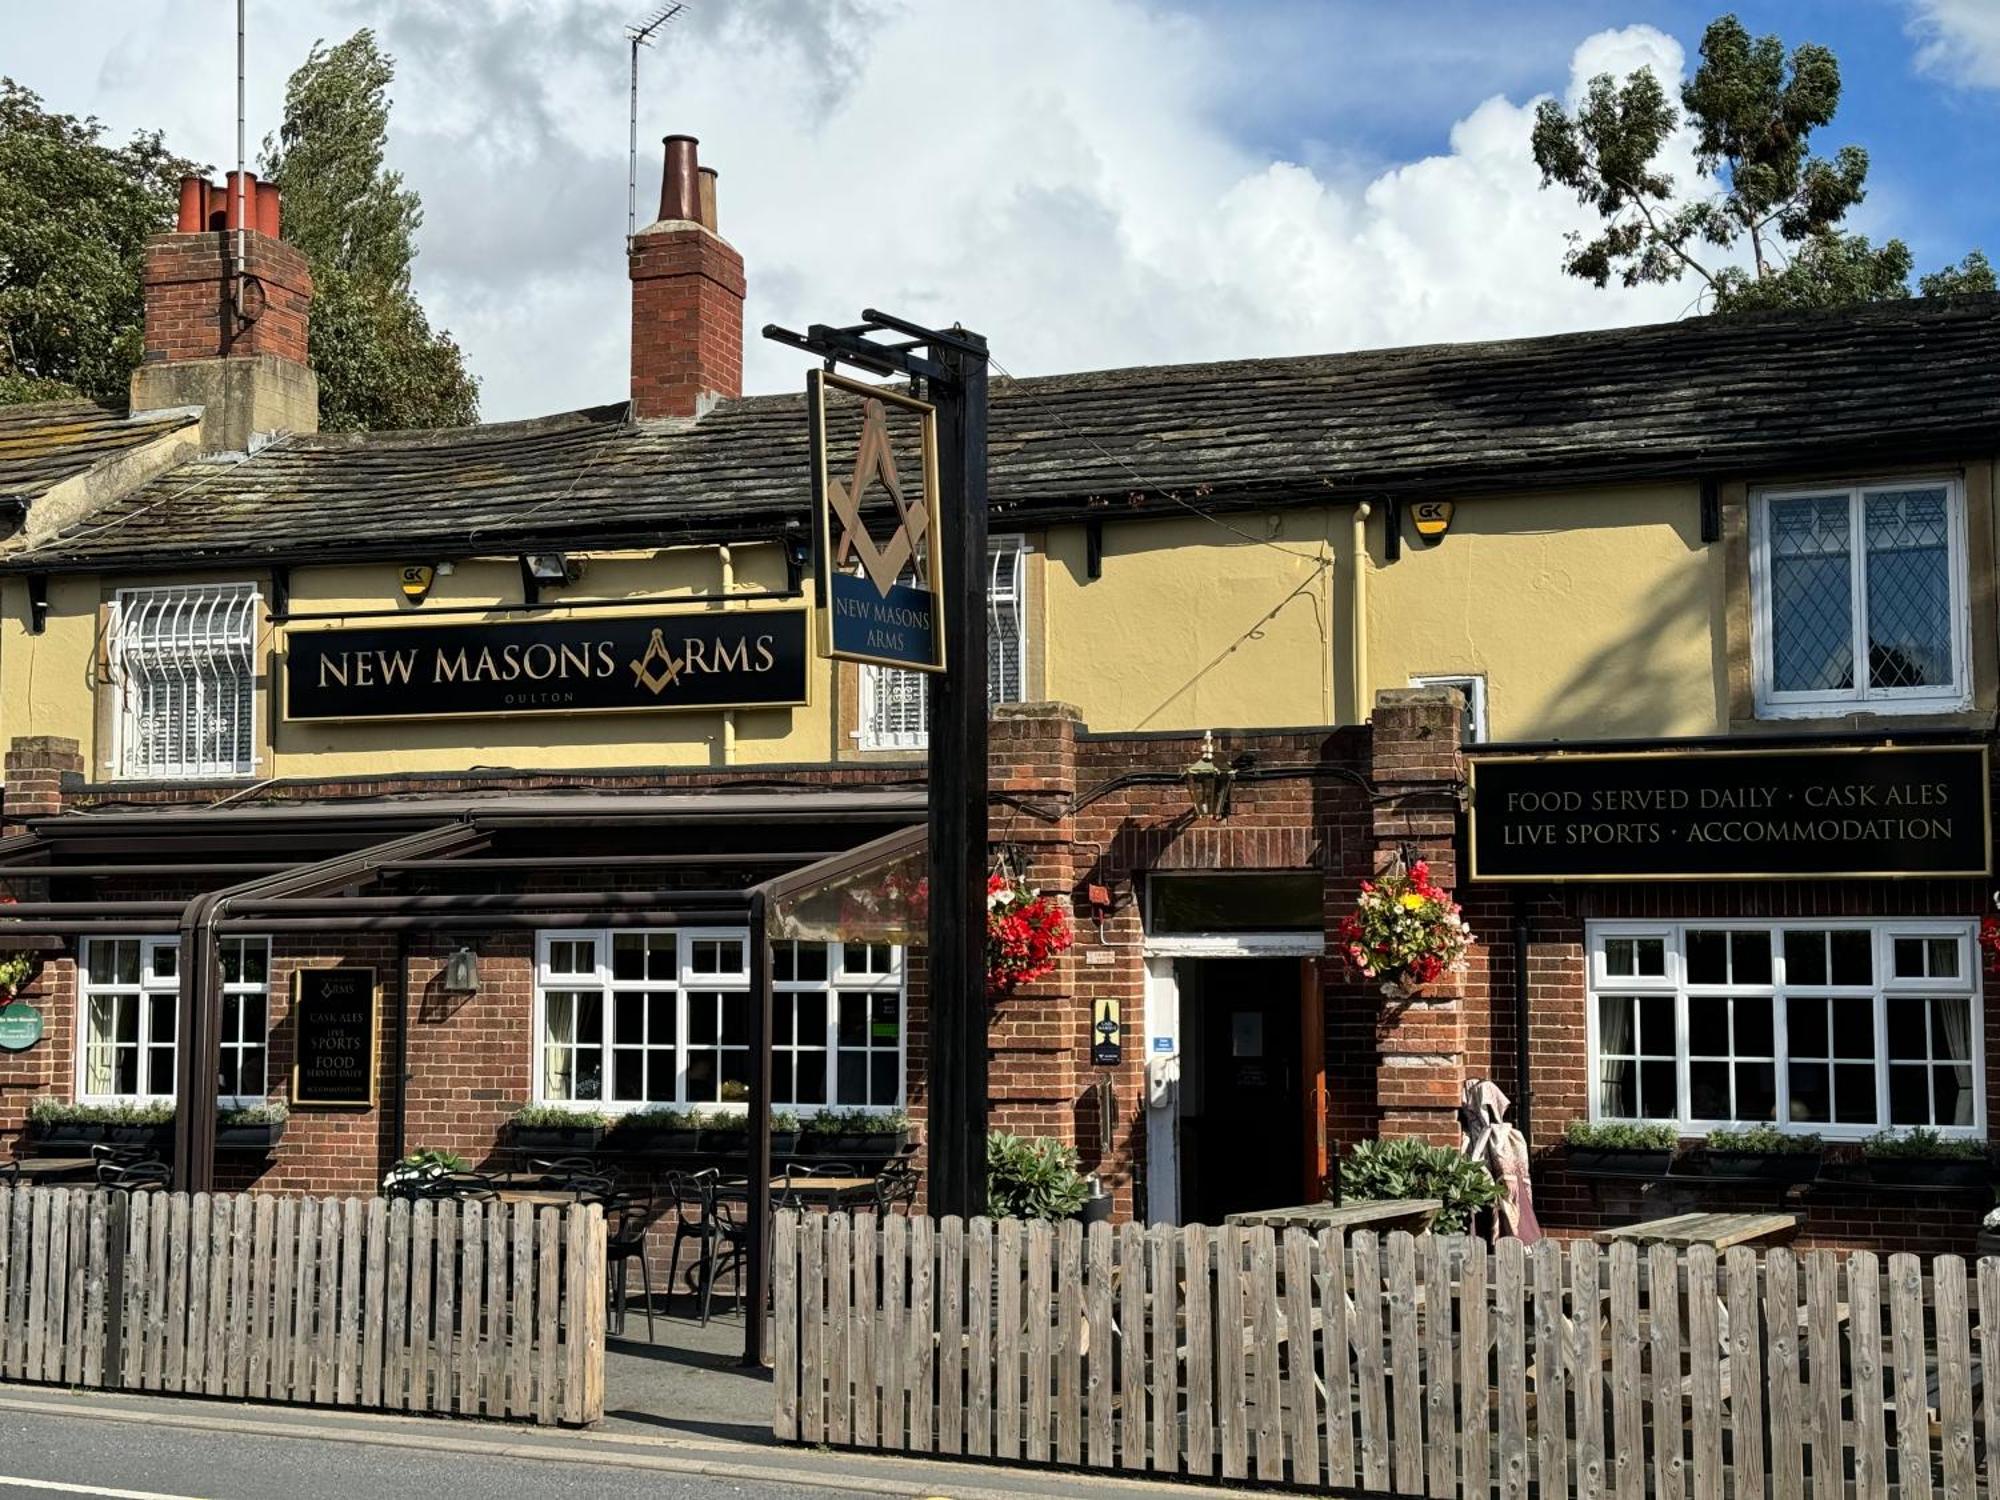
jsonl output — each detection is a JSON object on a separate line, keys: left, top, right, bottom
{"left": 1752, "top": 481, "right": 1967, "bottom": 717}
{"left": 859, "top": 538, "right": 1024, "bottom": 750}
{"left": 112, "top": 585, "right": 260, "bottom": 779}
{"left": 79, "top": 935, "right": 269, "bottom": 1103}
{"left": 1587, "top": 920, "right": 1982, "bottom": 1137}
{"left": 536, "top": 930, "right": 906, "bottom": 1113}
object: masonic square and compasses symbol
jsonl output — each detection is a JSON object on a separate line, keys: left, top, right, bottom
{"left": 828, "top": 396, "right": 929, "bottom": 597}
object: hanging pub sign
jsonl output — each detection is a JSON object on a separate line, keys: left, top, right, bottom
{"left": 1469, "top": 743, "right": 1990, "bottom": 882}
{"left": 283, "top": 607, "right": 810, "bottom": 722}
{"left": 291, "top": 967, "right": 377, "bottom": 1107}
{"left": 808, "top": 368, "right": 945, "bottom": 672}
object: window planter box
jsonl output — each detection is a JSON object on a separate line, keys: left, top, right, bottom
{"left": 509, "top": 1123, "right": 606, "bottom": 1153}
{"left": 1701, "top": 1150, "right": 1822, "bottom": 1186}
{"left": 1564, "top": 1145, "right": 1675, "bottom": 1178}
{"left": 609, "top": 1125, "right": 702, "bottom": 1156}
{"left": 31, "top": 1120, "right": 175, "bottom": 1154}
{"left": 216, "top": 1120, "right": 286, "bottom": 1154}
{"left": 1862, "top": 1156, "right": 1991, "bottom": 1190}
{"left": 698, "top": 1125, "right": 751, "bottom": 1157}
{"left": 799, "top": 1127, "right": 910, "bottom": 1161}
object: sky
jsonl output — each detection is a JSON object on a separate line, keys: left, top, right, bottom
{"left": 9, "top": 0, "right": 2000, "bottom": 422}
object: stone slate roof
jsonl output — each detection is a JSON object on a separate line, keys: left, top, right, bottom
{"left": 8, "top": 293, "right": 2000, "bottom": 572}
{"left": 0, "top": 400, "right": 198, "bottom": 512}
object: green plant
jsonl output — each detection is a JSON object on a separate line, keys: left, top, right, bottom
{"left": 1340, "top": 1138, "right": 1501, "bottom": 1234}
{"left": 1564, "top": 1120, "right": 1678, "bottom": 1151}
{"left": 218, "top": 1101, "right": 289, "bottom": 1127}
{"left": 1705, "top": 1124, "right": 1822, "bottom": 1153}
{"left": 804, "top": 1109, "right": 857, "bottom": 1136}
{"left": 0, "top": 953, "right": 33, "bottom": 994}
{"left": 508, "top": 1104, "right": 608, "bottom": 1130}
{"left": 695, "top": 1108, "right": 749, "bottom": 1132}
{"left": 770, "top": 1110, "right": 800, "bottom": 1134}
{"left": 397, "top": 1148, "right": 464, "bottom": 1173}
{"left": 1862, "top": 1127, "right": 1987, "bottom": 1161}
{"left": 28, "top": 1098, "right": 174, "bottom": 1127}
{"left": 986, "top": 1133, "right": 1090, "bottom": 1221}
{"left": 613, "top": 1107, "right": 694, "bottom": 1131}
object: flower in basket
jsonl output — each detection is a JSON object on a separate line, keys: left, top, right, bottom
{"left": 1981, "top": 915, "right": 2000, "bottom": 965}
{"left": 0, "top": 895, "right": 27, "bottom": 999}
{"left": 1338, "top": 860, "right": 1473, "bottom": 999}
{"left": 986, "top": 873, "right": 1074, "bottom": 996}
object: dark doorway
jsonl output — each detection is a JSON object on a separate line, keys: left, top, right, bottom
{"left": 1176, "top": 956, "right": 1303, "bottom": 1224}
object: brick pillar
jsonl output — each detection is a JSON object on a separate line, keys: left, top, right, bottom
{"left": 3, "top": 735, "right": 82, "bottom": 835}
{"left": 985, "top": 702, "right": 1085, "bottom": 1154}
{"left": 1367, "top": 687, "right": 1468, "bottom": 1145}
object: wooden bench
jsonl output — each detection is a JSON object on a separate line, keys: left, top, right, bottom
{"left": 1224, "top": 1198, "right": 1443, "bottom": 1236}
{"left": 1595, "top": 1210, "right": 1803, "bottom": 1251}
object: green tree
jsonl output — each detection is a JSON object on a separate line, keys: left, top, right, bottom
{"left": 1532, "top": 13, "right": 1994, "bottom": 313}
{"left": 261, "top": 30, "right": 478, "bottom": 430}
{"left": 0, "top": 79, "right": 199, "bottom": 405}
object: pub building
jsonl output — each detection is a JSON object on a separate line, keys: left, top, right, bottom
{"left": 2, "top": 128, "right": 2000, "bottom": 1265}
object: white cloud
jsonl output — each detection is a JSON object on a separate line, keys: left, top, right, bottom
{"left": 1908, "top": 0, "right": 2000, "bottom": 88}
{"left": 9, "top": 3, "right": 1710, "bottom": 420}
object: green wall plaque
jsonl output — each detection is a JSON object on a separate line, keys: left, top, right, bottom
{"left": 0, "top": 1002, "right": 43, "bottom": 1052}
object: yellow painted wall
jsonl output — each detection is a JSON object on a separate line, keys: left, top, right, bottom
{"left": 1040, "top": 510, "right": 1337, "bottom": 732}
{"left": 1360, "top": 483, "right": 1727, "bottom": 742}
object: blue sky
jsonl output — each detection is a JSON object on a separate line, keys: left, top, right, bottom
{"left": 9, "top": 1, "right": 1999, "bottom": 420}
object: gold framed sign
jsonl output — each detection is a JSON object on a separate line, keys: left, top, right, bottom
{"left": 1468, "top": 742, "right": 1991, "bottom": 882}
{"left": 290, "top": 966, "right": 379, "bottom": 1107}
{"left": 809, "top": 368, "right": 946, "bottom": 672}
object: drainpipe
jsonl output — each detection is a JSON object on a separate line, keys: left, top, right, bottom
{"left": 1512, "top": 893, "right": 1533, "bottom": 1142}
{"left": 1350, "top": 503, "right": 1371, "bottom": 723}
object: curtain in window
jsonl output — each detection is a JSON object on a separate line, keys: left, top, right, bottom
{"left": 1937, "top": 995, "right": 1975, "bottom": 1125}
{"left": 543, "top": 997, "right": 575, "bottom": 1099}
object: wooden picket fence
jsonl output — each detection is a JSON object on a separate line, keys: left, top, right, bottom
{"left": 0, "top": 1185, "right": 606, "bottom": 1426}
{"left": 773, "top": 1210, "right": 2000, "bottom": 1496}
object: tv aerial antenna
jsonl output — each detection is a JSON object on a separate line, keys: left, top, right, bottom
{"left": 627, "top": 5, "right": 688, "bottom": 240}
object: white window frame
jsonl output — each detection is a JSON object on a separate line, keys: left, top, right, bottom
{"left": 1140, "top": 872, "right": 1327, "bottom": 958}
{"left": 1585, "top": 919, "right": 1984, "bottom": 1140}
{"left": 531, "top": 929, "right": 907, "bottom": 1115}
{"left": 1410, "top": 673, "right": 1489, "bottom": 742}
{"left": 1749, "top": 478, "right": 1970, "bottom": 718}
{"left": 76, "top": 935, "right": 270, "bottom": 1106}
{"left": 109, "top": 583, "right": 261, "bottom": 780}
{"left": 857, "top": 536, "right": 1026, "bottom": 751}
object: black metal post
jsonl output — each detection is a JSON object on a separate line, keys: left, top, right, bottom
{"left": 394, "top": 932, "right": 412, "bottom": 1165}
{"left": 743, "top": 890, "right": 774, "bottom": 1366}
{"left": 172, "top": 895, "right": 222, "bottom": 1193}
{"left": 926, "top": 330, "right": 991, "bottom": 1220}
{"left": 1512, "top": 893, "right": 1533, "bottom": 1141}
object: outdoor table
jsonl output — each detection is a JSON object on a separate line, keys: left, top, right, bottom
{"left": 6, "top": 1156, "right": 98, "bottom": 1183}
{"left": 494, "top": 1186, "right": 591, "bottom": 1209}
{"left": 1594, "top": 1210, "right": 1804, "bottom": 1251}
{"left": 1225, "top": 1197, "right": 1442, "bottom": 1236}
{"left": 779, "top": 1175, "right": 877, "bottom": 1208}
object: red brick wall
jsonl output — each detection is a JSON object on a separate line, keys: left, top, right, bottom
{"left": 628, "top": 227, "right": 744, "bottom": 419}
{"left": 141, "top": 231, "right": 313, "bottom": 366}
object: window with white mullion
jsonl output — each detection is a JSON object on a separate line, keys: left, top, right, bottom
{"left": 1754, "top": 479, "right": 1967, "bottom": 717}
{"left": 79, "top": 935, "right": 268, "bottom": 1104}
{"left": 858, "top": 537, "right": 1025, "bottom": 751}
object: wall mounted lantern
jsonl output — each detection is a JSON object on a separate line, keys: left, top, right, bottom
{"left": 1183, "top": 729, "right": 1234, "bottom": 822}
{"left": 443, "top": 945, "right": 482, "bottom": 997}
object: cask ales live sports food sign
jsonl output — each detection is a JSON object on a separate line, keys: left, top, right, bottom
{"left": 284, "top": 608, "right": 810, "bottom": 722}
{"left": 1469, "top": 743, "right": 1990, "bottom": 881}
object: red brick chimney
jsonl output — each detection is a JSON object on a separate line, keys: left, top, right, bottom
{"left": 629, "top": 135, "right": 745, "bottom": 419}
{"left": 130, "top": 172, "right": 318, "bottom": 451}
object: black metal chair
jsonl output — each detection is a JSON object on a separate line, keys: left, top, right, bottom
{"left": 873, "top": 1158, "right": 919, "bottom": 1215}
{"left": 701, "top": 1183, "right": 751, "bottom": 1326}
{"left": 664, "top": 1169, "right": 722, "bottom": 1307}
{"left": 0, "top": 1159, "right": 17, "bottom": 1185}
{"left": 98, "top": 1159, "right": 169, "bottom": 1193}
{"left": 604, "top": 1194, "right": 664, "bottom": 1340}
{"left": 528, "top": 1155, "right": 601, "bottom": 1184}
{"left": 776, "top": 1159, "right": 859, "bottom": 1211}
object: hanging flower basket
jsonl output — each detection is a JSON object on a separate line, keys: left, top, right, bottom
{"left": 987, "top": 874, "right": 1074, "bottom": 996}
{"left": 1338, "top": 859, "right": 1473, "bottom": 999}
{"left": 0, "top": 952, "right": 31, "bottom": 1001}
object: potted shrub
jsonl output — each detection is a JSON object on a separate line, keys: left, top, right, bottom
{"left": 507, "top": 1103, "right": 607, "bottom": 1153}
{"left": 986, "top": 1132, "right": 1090, "bottom": 1220}
{"left": 771, "top": 1110, "right": 800, "bottom": 1161}
{"left": 696, "top": 1107, "right": 750, "bottom": 1157}
{"left": 852, "top": 1111, "right": 913, "bottom": 1160}
{"left": 800, "top": 1108, "right": 867, "bottom": 1159}
{"left": 609, "top": 1107, "right": 700, "bottom": 1155}
{"left": 216, "top": 1100, "right": 288, "bottom": 1152}
{"left": 1340, "top": 1137, "right": 1501, "bottom": 1233}
{"left": 1702, "top": 1125, "right": 1823, "bottom": 1185}
{"left": 1861, "top": 1127, "right": 1991, "bottom": 1189}
{"left": 1563, "top": 1119, "right": 1679, "bottom": 1176}
{"left": 383, "top": 1147, "right": 466, "bottom": 1194}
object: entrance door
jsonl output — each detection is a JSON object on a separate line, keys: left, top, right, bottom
{"left": 1177, "top": 956, "right": 1303, "bottom": 1224}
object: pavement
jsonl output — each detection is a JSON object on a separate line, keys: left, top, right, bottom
{"left": 0, "top": 1297, "right": 1239, "bottom": 1500}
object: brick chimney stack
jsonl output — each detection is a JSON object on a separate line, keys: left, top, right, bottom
{"left": 130, "top": 172, "right": 319, "bottom": 453}
{"left": 629, "top": 135, "right": 745, "bottom": 420}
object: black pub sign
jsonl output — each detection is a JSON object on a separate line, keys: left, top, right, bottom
{"left": 1469, "top": 743, "right": 1990, "bottom": 881}
{"left": 284, "top": 608, "right": 810, "bottom": 722}
{"left": 292, "top": 967, "right": 377, "bottom": 1107}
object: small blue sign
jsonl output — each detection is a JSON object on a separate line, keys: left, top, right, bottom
{"left": 828, "top": 572, "right": 940, "bottom": 670}
{"left": 1152, "top": 1036, "right": 1175, "bottom": 1054}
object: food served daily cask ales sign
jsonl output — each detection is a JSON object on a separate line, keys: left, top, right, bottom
{"left": 284, "top": 608, "right": 810, "bottom": 721}
{"left": 292, "top": 967, "right": 377, "bottom": 1107}
{"left": 809, "top": 369, "right": 945, "bottom": 672}
{"left": 1469, "top": 743, "right": 1990, "bottom": 880}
